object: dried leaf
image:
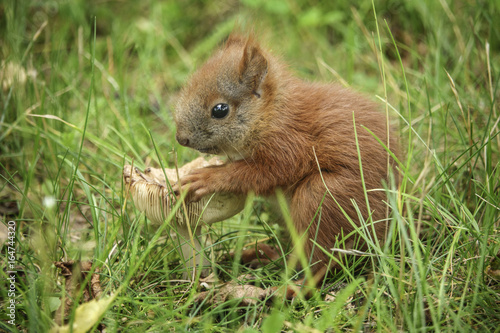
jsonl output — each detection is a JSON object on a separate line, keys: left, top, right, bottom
{"left": 194, "top": 280, "right": 271, "bottom": 307}
{"left": 53, "top": 261, "right": 102, "bottom": 324}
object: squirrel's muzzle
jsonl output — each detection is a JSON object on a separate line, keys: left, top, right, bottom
{"left": 176, "top": 133, "right": 191, "bottom": 147}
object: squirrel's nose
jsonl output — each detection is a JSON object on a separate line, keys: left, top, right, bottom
{"left": 176, "top": 133, "right": 190, "bottom": 147}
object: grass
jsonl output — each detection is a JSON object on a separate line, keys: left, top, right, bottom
{"left": 1, "top": 0, "right": 499, "bottom": 331}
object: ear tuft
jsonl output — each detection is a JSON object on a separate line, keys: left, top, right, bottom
{"left": 225, "top": 33, "right": 247, "bottom": 48}
{"left": 238, "top": 38, "right": 268, "bottom": 97}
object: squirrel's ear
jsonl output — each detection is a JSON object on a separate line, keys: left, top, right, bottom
{"left": 238, "top": 39, "right": 268, "bottom": 98}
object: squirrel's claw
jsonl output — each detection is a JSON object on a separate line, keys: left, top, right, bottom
{"left": 171, "top": 182, "right": 182, "bottom": 199}
{"left": 173, "top": 169, "right": 215, "bottom": 203}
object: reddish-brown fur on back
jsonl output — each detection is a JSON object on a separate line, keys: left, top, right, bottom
{"left": 174, "top": 34, "right": 397, "bottom": 279}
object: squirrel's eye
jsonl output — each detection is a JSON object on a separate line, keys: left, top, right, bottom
{"left": 211, "top": 103, "right": 229, "bottom": 119}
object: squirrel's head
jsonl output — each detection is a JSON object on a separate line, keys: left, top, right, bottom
{"left": 174, "top": 34, "right": 271, "bottom": 160}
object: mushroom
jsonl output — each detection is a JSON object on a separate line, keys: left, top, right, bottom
{"left": 123, "top": 157, "right": 246, "bottom": 278}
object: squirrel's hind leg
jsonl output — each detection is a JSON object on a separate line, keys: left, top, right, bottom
{"left": 288, "top": 170, "right": 383, "bottom": 286}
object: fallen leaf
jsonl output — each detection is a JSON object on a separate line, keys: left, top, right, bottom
{"left": 50, "top": 294, "right": 115, "bottom": 333}
{"left": 194, "top": 280, "right": 271, "bottom": 307}
{"left": 53, "top": 261, "right": 102, "bottom": 325}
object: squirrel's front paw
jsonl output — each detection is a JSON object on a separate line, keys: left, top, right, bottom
{"left": 173, "top": 169, "right": 215, "bottom": 203}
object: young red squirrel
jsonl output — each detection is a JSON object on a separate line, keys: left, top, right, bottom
{"left": 173, "top": 33, "right": 397, "bottom": 288}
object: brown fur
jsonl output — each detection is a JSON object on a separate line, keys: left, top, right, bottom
{"left": 174, "top": 34, "right": 397, "bottom": 286}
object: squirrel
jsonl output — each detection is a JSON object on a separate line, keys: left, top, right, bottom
{"left": 173, "top": 33, "right": 397, "bottom": 290}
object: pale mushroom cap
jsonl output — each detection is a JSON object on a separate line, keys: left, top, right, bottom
{"left": 123, "top": 157, "right": 246, "bottom": 226}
